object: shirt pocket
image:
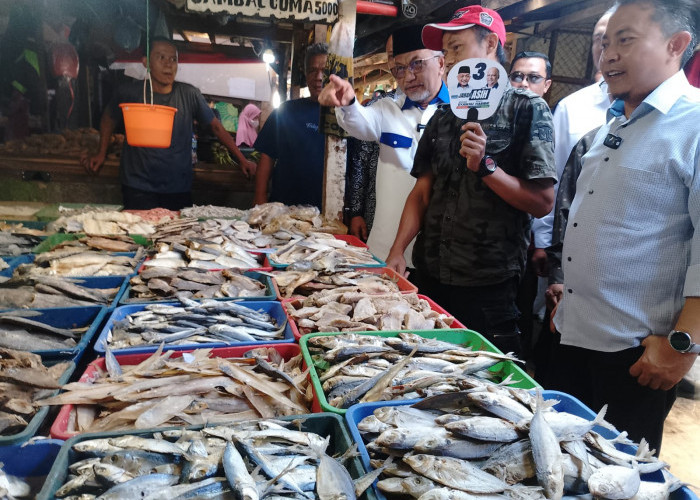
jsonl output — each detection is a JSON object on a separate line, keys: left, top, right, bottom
{"left": 599, "top": 164, "right": 668, "bottom": 232}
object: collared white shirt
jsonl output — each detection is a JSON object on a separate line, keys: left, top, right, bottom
{"left": 336, "top": 86, "right": 448, "bottom": 265}
{"left": 533, "top": 80, "right": 610, "bottom": 248}
{"left": 554, "top": 71, "right": 700, "bottom": 351}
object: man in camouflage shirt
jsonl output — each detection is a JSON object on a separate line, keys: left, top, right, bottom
{"left": 386, "top": 6, "right": 557, "bottom": 355}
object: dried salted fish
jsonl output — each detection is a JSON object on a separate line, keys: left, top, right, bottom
{"left": 15, "top": 248, "right": 145, "bottom": 278}
{"left": 286, "top": 292, "right": 454, "bottom": 335}
{"left": 271, "top": 233, "right": 377, "bottom": 269}
{"left": 37, "top": 346, "right": 311, "bottom": 434}
{"left": 48, "top": 210, "right": 156, "bottom": 235}
{"left": 0, "top": 231, "right": 42, "bottom": 256}
{"left": 0, "top": 347, "right": 70, "bottom": 436}
{"left": 272, "top": 269, "right": 402, "bottom": 298}
{"left": 180, "top": 205, "right": 248, "bottom": 219}
{"left": 0, "top": 276, "right": 120, "bottom": 309}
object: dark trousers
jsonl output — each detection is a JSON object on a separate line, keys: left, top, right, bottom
{"left": 413, "top": 270, "right": 522, "bottom": 356}
{"left": 122, "top": 185, "right": 192, "bottom": 211}
{"left": 549, "top": 343, "right": 677, "bottom": 454}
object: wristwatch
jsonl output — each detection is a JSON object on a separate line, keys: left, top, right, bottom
{"left": 668, "top": 330, "right": 700, "bottom": 354}
{"left": 476, "top": 155, "right": 498, "bottom": 178}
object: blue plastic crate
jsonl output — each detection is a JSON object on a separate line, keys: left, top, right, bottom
{"left": 0, "top": 253, "right": 34, "bottom": 277}
{"left": 0, "top": 439, "right": 63, "bottom": 498}
{"left": 93, "top": 300, "right": 295, "bottom": 355}
{"left": 0, "top": 306, "right": 107, "bottom": 363}
{"left": 0, "top": 358, "right": 75, "bottom": 446}
{"left": 119, "top": 270, "right": 276, "bottom": 305}
{"left": 345, "top": 390, "right": 698, "bottom": 500}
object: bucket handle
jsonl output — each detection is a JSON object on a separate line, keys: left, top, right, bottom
{"left": 142, "top": 71, "right": 154, "bottom": 106}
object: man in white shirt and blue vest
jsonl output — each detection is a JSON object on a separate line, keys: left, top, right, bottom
{"left": 550, "top": 0, "right": 700, "bottom": 453}
{"left": 318, "top": 25, "right": 449, "bottom": 272}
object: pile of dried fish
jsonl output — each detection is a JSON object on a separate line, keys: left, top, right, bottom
{"left": 0, "top": 310, "right": 86, "bottom": 351}
{"left": 358, "top": 389, "right": 681, "bottom": 500}
{"left": 271, "top": 234, "right": 378, "bottom": 269}
{"left": 0, "top": 276, "right": 120, "bottom": 309}
{"left": 151, "top": 217, "right": 280, "bottom": 251}
{"left": 121, "top": 208, "right": 179, "bottom": 223}
{"left": 0, "top": 221, "right": 47, "bottom": 236}
{"left": 0, "top": 348, "right": 70, "bottom": 435}
{"left": 0, "top": 463, "right": 32, "bottom": 498}
{"left": 0, "top": 231, "right": 43, "bottom": 256}
{"left": 286, "top": 292, "right": 455, "bottom": 335}
{"left": 144, "top": 238, "right": 261, "bottom": 271}
{"left": 307, "top": 332, "right": 520, "bottom": 409}
{"left": 14, "top": 247, "right": 144, "bottom": 277}
{"left": 48, "top": 210, "right": 155, "bottom": 235}
{"left": 127, "top": 267, "right": 267, "bottom": 301}
{"left": 39, "top": 346, "right": 310, "bottom": 433}
{"left": 51, "top": 418, "right": 374, "bottom": 500}
{"left": 273, "top": 269, "right": 402, "bottom": 298}
{"left": 247, "top": 203, "right": 346, "bottom": 237}
{"left": 39, "top": 234, "right": 143, "bottom": 254}
{"left": 180, "top": 204, "right": 248, "bottom": 219}
{"left": 107, "top": 298, "right": 287, "bottom": 349}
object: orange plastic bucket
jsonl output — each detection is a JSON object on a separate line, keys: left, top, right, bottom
{"left": 119, "top": 103, "right": 177, "bottom": 148}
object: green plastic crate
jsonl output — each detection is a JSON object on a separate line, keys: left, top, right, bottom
{"left": 37, "top": 413, "right": 377, "bottom": 500}
{"left": 300, "top": 329, "right": 540, "bottom": 415}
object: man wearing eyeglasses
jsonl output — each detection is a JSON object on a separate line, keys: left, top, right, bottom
{"left": 385, "top": 6, "right": 556, "bottom": 356}
{"left": 318, "top": 25, "right": 449, "bottom": 273}
{"left": 509, "top": 51, "right": 552, "bottom": 98}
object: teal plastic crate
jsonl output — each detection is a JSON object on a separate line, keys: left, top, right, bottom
{"left": 38, "top": 413, "right": 376, "bottom": 500}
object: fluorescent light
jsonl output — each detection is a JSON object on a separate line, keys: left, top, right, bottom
{"left": 272, "top": 91, "right": 281, "bottom": 108}
{"left": 262, "top": 49, "right": 275, "bottom": 64}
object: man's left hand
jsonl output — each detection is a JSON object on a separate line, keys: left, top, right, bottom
{"left": 629, "top": 334, "right": 697, "bottom": 390}
{"left": 459, "top": 122, "right": 487, "bottom": 172}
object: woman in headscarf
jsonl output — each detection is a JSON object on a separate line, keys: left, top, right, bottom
{"left": 236, "top": 103, "right": 261, "bottom": 148}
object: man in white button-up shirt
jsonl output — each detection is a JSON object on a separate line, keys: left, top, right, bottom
{"left": 318, "top": 25, "right": 448, "bottom": 270}
{"left": 550, "top": 0, "right": 699, "bottom": 453}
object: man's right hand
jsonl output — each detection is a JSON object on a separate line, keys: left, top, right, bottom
{"left": 545, "top": 283, "right": 564, "bottom": 311}
{"left": 386, "top": 250, "right": 408, "bottom": 278}
{"left": 350, "top": 216, "right": 368, "bottom": 241}
{"left": 317, "top": 75, "right": 356, "bottom": 108}
{"left": 82, "top": 152, "right": 106, "bottom": 174}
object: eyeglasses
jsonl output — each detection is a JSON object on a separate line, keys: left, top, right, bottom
{"left": 509, "top": 72, "right": 545, "bottom": 84}
{"left": 391, "top": 55, "right": 439, "bottom": 79}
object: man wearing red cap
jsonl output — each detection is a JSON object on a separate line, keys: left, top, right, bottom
{"left": 386, "top": 6, "right": 557, "bottom": 355}
{"left": 319, "top": 25, "right": 449, "bottom": 272}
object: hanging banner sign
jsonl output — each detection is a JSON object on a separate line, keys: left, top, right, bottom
{"left": 186, "top": 0, "right": 339, "bottom": 23}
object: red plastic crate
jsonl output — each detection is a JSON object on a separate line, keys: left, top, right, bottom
{"left": 50, "top": 343, "right": 302, "bottom": 440}
{"left": 283, "top": 293, "right": 466, "bottom": 341}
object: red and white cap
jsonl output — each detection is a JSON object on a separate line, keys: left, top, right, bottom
{"left": 422, "top": 6, "right": 507, "bottom": 51}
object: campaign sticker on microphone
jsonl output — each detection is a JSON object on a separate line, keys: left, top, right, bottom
{"left": 448, "top": 59, "right": 507, "bottom": 120}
